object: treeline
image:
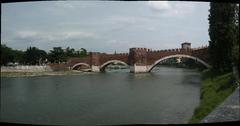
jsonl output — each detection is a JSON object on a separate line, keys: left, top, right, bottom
{"left": 1, "top": 44, "right": 88, "bottom": 66}
{"left": 208, "top": 3, "right": 239, "bottom": 77}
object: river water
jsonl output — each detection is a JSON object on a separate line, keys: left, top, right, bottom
{"left": 0, "top": 66, "right": 201, "bottom": 125}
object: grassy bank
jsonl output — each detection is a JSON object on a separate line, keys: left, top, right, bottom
{"left": 189, "top": 70, "right": 237, "bottom": 123}
{"left": 0, "top": 71, "right": 93, "bottom": 77}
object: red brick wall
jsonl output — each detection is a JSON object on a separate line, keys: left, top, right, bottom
{"left": 67, "top": 56, "right": 91, "bottom": 67}
{"left": 66, "top": 47, "right": 209, "bottom": 68}
{"left": 48, "top": 63, "right": 68, "bottom": 71}
{"left": 100, "top": 53, "right": 129, "bottom": 65}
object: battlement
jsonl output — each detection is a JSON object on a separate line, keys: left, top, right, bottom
{"left": 90, "top": 52, "right": 101, "bottom": 55}
{"left": 147, "top": 48, "right": 183, "bottom": 53}
{"left": 67, "top": 43, "right": 209, "bottom": 73}
{"left": 130, "top": 48, "right": 148, "bottom": 51}
{"left": 106, "top": 53, "right": 129, "bottom": 56}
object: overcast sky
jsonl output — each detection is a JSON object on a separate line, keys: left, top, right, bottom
{"left": 1, "top": 1, "right": 210, "bottom": 53}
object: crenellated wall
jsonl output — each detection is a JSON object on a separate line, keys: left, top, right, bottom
{"left": 67, "top": 56, "right": 91, "bottom": 69}
{"left": 129, "top": 48, "right": 148, "bottom": 66}
{"left": 100, "top": 53, "right": 129, "bottom": 65}
{"left": 64, "top": 43, "right": 210, "bottom": 73}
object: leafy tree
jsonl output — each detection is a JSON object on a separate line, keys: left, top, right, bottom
{"left": 1, "top": 44, "right": 25, "bottom": 65}
{"left": 1, "top": 44, "right": 14, "bottom": 66}
{"left": 232, "top": 4, "right": 239, "bottom": 79}
{"left": 1, "top": 44, "right": 88, "bottom": 65}
{"left": 71, "top": 48, "right": 87, "bottom": 57}
{"left": 12, "top": 50, "right": 25, "bottom": 64}
{"left": 79, "top": 48, "right": 87, "bottom": 57}
{"left": 65, "top": 47, "right": 75, "bottom": 57}
{"left": 24, "top": 46, "right": 47, "bottom": 65}
{"left": 48, "top": 47, "right": 66, "bottom": 63}
{"left": 208, "top": 3, "right": 237, "bottom": 74}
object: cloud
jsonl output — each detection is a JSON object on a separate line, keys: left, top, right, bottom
{"left": 43, "top": 1, "right": 76, "bottom": 15}
{"left": 54, "top": 1, "right": 74, "bottom": 9}
{"left": 15, "top": 30, "right": 97, "bottom": 42}
{"left": 17, "top": 31, "right": 38, "bottom": 38}
{"left": 108, "top": 16, "right": 151, "bottom": 25}
{"left": 147, "top": 1, "right": 195, "bottom": 17}
{"left": 148, "top": 1, "right": 171, "bottom": 11}
{"left": 64, "top": 31, "right": 95, "bottom": 38}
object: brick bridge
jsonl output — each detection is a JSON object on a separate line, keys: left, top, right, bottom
{"left": 66, "top": 42, "right": 210, "bottom": 73}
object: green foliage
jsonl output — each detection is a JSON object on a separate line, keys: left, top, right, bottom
{"left": 24, "top": 46, "right": 47, "bottom": 65}
{"left": 232, "top": 4, "right": 239, "bottom": 74}
{"left": 12, "top": 50, "right": 25, "bottom": 64}
{"left": 179, "top": 58, "right": 206, "bottom": 70}
{"left": 65, "top": 47, "right": 75, "bottom": 57}
{"left": 1, "top": 44, "right": 14, "bottom": 65}
{"left": 47, "top": 47, "right": 88, "bottom": 63}
{"left": 80, "top": 48, "right": 87, "bottom": 57}
{"left": 208, "top": 3, "right": 238, "bottom": 74}
{"left": 189, "top": 71, "right": 236, "bottom": 123}
{"left": 48, "top": 47, "right": 66, "bottom": 63}
{"left": 1, "top": 44, "right": 88, "bottom": 65}
{"left": 1, "top": 44, "right": 25, "bottom": 66}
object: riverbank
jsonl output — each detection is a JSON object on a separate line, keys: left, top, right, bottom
{"left": 1, "top": 65, "right": 52, "bottom": 72}
{"left": 201, "top": 86, "right": 240, "bottom": 123}
{"left": 0, "top": 71, "right": 93, "bottom": 77}
{"left": 189, "top": 70, "right": 238, "bottom": 123}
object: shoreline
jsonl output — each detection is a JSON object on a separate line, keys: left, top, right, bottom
{"left": 189, "top": 70, "right": 238, "bottom": 123}
{"left": 0, "top": 71, "right": 93, "bottom": 77}
{"left": 1, "top": 67, "right": 199, "bottom": 78}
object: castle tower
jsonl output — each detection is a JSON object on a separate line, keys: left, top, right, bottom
{"left": 181, "top": 42, "right": 191, "bottom": 49}
{"left": 129, "top": 48, "right": 148, "bottom": 73}
{"left": 90, "top": 52, "right": 100, "bottom": 72}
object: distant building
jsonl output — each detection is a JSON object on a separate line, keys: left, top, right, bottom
{"left": 181, "top": 42, "right": 191, "bottom": 49}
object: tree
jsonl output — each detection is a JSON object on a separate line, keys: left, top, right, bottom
{"left": 24, "top": 47, "right": 47, "bottom": 65}
{"left": 48, "top": 47, "right": 66, "bottom": 63}
{"left": 208, "top": 3, "right": 237, "bottom": 74}
{"left": 1, "top": 44, "right": 14, "bottom": 66}
{"left": 232, "top": 4, "right": 239, "bottom": 79}
{"left": 1, "top": 44, "right": 25, "bottom": 65}
{"left": 65, "top": 47, "right": 75, "bottom": 57}
{"left": 12, "top": 50, "right": 25, "bottom": 64}
{"left": 79, "top": 48, "right": 87, "bottom": 57}
{"left": 1, "top": 44, "right": 88, "bottom": 65}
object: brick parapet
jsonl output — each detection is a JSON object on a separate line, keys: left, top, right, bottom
{"left": 66, "top": 44, "right": 209, "bottom": 69}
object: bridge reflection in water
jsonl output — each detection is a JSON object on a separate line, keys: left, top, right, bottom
{"left": 0, "top": 66, "right": 201, "bottom": 125}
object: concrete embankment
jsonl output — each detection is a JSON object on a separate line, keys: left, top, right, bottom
{"left": 1, "top": 65, "right": 52, "bottom": 72}
{"left": 0, "top": 65, "right": 95, "bottom": 77}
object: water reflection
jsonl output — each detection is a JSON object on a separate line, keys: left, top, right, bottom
{"left": 1, "top": 66, "right": 201, "bottom": 125}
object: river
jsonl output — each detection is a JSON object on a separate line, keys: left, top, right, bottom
{"left": 0, "top": 66, "right": 201, "bottom": 125}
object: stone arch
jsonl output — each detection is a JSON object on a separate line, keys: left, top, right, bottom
{"left": 148, "top": 54, "right": 210, "bottom": 72}
{"left": 71, "top": 63, "right": 90, "bottom": 70}
{"left": 100, "top": 60, "right": 129, "bottom": 71}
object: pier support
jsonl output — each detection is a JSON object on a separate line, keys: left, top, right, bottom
{"left": 130, "top": 64, "right": 149, "bottom": 73}
{"left": 91, "top": 65, "right": 100, "bottom": 72}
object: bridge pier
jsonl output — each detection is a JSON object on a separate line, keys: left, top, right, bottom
{"left": 67, "top": 43, "right": 210, "bottom": 73}
{"left": 130, "top": 64, "right": 149, "bottom": 73}
{"left": 91, "top": 65, "right": 100, "bottom": 72}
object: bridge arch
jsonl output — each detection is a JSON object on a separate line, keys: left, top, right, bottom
{"left": 148, "top": 54, "right": 210, "bottom": 72}
{"left": 100, "top": 60, "right": 129, "bottom": 72}
{"left": 72, "top": 63, "right": 90, "bottom": 70}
